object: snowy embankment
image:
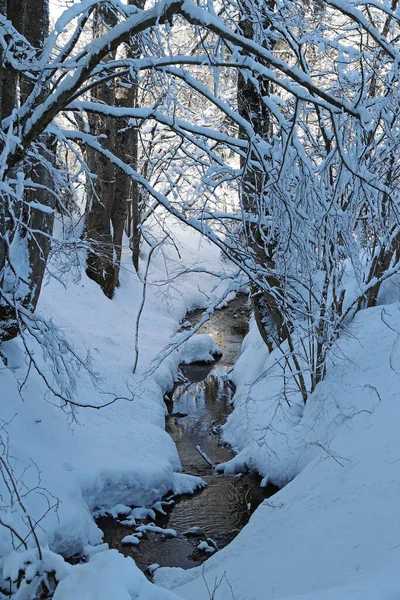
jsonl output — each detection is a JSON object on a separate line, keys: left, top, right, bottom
{"left": 0, "top": 224, "right": 236, "bottom": 596}
{"left": 155, "top": 300, "right": 400, "bottom": 599}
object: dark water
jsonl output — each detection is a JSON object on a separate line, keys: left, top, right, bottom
{"left": 97, "top": 296, "right": 278, "bottom": 573}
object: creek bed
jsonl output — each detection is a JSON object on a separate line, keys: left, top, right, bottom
{"left": 97, "top": 295, "right": 278, "bottom": 573}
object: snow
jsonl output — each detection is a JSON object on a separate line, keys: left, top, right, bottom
{"left": 121, "top": 535, "right": 141, "bottom": 546}
{"left": 53, "top": 550, "right": 179, "bottom": 600}
{"left": 0, "top": 221, "right": 234, "bottom": 586}
{"left": 180, "top": 333, "right": 222, "bottom": 364}
{"left": 3, "top": 214, "right": 400, "bottom": 600}
{"left": 136, "top": 524, "right": 178, "bottom": 537}
{"left": 154, "top": 302, "right": 400, "bottom": 599}
{"left": 95, "top": 504, "right": 132, "bottom": 519}
{"left": 171, "top": 472, "right": 206, "bottom": 495}
{"left": 2, "top": 223, "right": 400, "bottom": 600}
{"left": 4, "top": 548, "right": 70, "bottom": 588}
{"left": 7, "top": 0, "right": 400, "bottom": 597}
{"left": 4, "top": 546, "right": 181, "bottom": 599}
{"left": 197, "top": 541, "right": 215, "bottom": 554}
{"left": 148, "top": 563, "right": 161, "bottom": 576}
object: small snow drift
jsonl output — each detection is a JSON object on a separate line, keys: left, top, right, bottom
{"left": 53, "top": 550, "right": 179, "bottom": 600}
{"left": 180, "top": 334, "right": 222, "bottom": 364}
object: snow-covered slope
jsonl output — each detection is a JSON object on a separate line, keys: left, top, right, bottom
{"left": 0, "top": 225, "right": 234, "bottom": 566}
{"left": 155, "top": 302, "right": 400, "bottom": 599}
{"left": 4, "top": 217, "right": 400, "bottom": 600}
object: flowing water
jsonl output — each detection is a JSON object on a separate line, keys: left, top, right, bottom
{"left": 97, "top": 296, "right": 278, "bottom": 574}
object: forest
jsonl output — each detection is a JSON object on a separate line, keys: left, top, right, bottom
{"left": 0, "top": 0, "right": 400, "bottom": 597}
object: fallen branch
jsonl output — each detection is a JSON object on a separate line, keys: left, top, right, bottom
{"left": 196, "top": 445, "right": 214, "bottom": 468}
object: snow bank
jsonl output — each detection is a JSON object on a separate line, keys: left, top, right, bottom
{"left": 0, "top": 221, "right": 235, "bottom": 578}
{"left": 53, "top": 551, "right": 181, "bottom": 599}
{"left": 155, "top": 302, "right": 400, "bottom": 599}
{"left": 57, "top": 551, "right": 179, "bottom": 599}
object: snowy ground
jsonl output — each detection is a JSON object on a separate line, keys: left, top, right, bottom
{"left": 3, "top": 217, "right": 400, "bottom": 599}
{"left": 154, "top": 299, "right": 400, "bottom": 599}
{"left": 0, "top": 221, "right": 237, "bottom": 596}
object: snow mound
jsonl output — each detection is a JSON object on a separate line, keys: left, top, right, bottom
{"left": 180, "top": 334, "right": 222, "bottom": 364}
{"left": 53, "top": 550, "right": 179, "bottom": 600}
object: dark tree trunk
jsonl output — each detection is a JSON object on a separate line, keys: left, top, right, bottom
{"left": 20, "top": 0, "right": 55, "bottom": 313}
{"left": 0, "top": 0, "right": 7, "bottom": 282}
{"left": 85, "top": 105, "right": 116, "bottom": 297}
{"left": 364, "top": 232, "right": 400, "bottom": 309}
{"left": 130, "top": 184, "right": 141, "bottom": 273}
{"left": 122, "top": 0, "right": 144, "bottom": 275}
{"left": 85, "top": 0, "right": 144, "bottom": 297}
{"left": 2, "top": 0, "right": 25, "bottom": 118}
{"left": 237, "top": 0, "right": 286, "bottom": 352}
{"left": 0, "top": 0, "right": 55, "bottom": 341}
{"left": 112, "top": 35, "right": 142, "bottom": 284}
{"left": 24, "top": 139, "right": 56, "bottom": 311}
{"left": 85, "top": 6, "right": 117, "bottom": 298}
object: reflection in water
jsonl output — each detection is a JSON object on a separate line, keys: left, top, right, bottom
{"left": 98, "top": 296, "right": 278, "bottom": 574}
{"left": 166, "top": 372, "right": 234, "bottom": 476}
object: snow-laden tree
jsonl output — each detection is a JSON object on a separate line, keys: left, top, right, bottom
{"left": 1, "top": 0, "right": 400, "bottom": 406}
{"left": 0, "top": 0, "right": 55, "bottom": 342}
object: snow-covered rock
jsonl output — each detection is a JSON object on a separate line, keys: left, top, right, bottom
{"left": 121, "top": 535, "right": 141, "bottom": 546}
{"left": 197, "top": 541, "right": 215, "bottom": 554}
{"left": 180, "top": 333, "right": 222, "bottom": 364}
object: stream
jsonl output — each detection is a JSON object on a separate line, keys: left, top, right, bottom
{"left": 97, "top": 295, "right": 278, "bottom": 574}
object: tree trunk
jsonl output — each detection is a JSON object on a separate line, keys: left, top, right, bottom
{"left": 85, "top": 1, "right": 144, "bottom": 296}
{"left": 0, "top": 0, "right": 7, "bottom": 283}
{"left": 85, "top": 6, "right": 117, "bottom": 298}
{"left": 0, "top": 0, "right": 55, "bottom": 341}
{"left": 112, "top": 9, "right": 143, "bottom": 284}
{"left": 2, "top": 0, "right": 24, "bottom": 118}
{"left": 21, "top": 0, "right": 55, "bottom": 313}
{"left": 236, "top": 0, "right": 285, "bottom": 351}
{"left": 124, "top": 0, "right": 145, "bottom": 274}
